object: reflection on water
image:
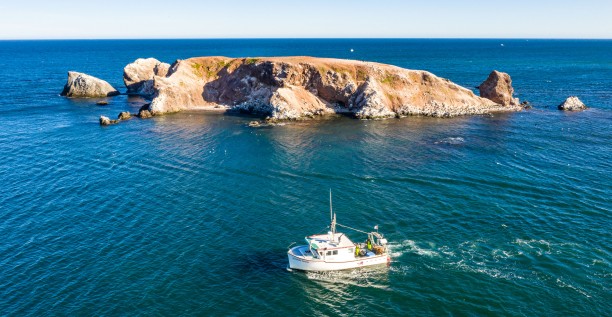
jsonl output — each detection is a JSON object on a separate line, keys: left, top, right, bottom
{"left": 293, "top": 266, "right": 391, "bottom": 317}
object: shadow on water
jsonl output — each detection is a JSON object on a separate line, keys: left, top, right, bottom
{"left": 231, "top": 248, "right": 289, "bottom": 275}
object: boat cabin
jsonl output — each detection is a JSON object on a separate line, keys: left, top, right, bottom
{"left": 305, "top": 232, "right": 357, "bottom": 261}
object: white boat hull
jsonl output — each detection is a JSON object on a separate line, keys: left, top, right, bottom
{"left": 288, "top": 246, "right": 390, "bottom": 271}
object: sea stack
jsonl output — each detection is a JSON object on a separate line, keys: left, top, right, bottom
{"left": 478, "top": 70, "right": 520, "bottom": 107}
{"left": 148, "top": 56, "right": 521, "bottom": 120}
{"left": 558, "top": 96, "right": 587, "bottom": 111}
{"left": 61, "top": 71, "right": 120, "bottom": 98}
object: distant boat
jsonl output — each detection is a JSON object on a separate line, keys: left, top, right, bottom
{"left": 287, "top": 191, "right": 390, "bottom": 271}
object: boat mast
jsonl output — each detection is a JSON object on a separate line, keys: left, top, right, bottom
{"left": 329, "top": 189, "right": 333, "bottom": 225}
{"left": 329, "top": 189, "right": 336, "bottom": 236}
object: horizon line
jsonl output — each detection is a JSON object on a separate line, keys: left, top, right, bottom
{"left": 1, "top": 37, "right": 611, "bottom": 41}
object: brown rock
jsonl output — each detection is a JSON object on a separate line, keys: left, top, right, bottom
{"left": 137, "top": 104, "right": 153, "bottom": 118}
{"left": 61, "top": 71, "right": 120, "bottom": 98}
{"left": 478, "top": 70, "right": 520, "bottom": 107}
{"left": 96, "top": 100, "right": 109, "bottom": 106}
{"left": 521, "top": 101, "right": 532, "bottom": 109}
{"left": 99, "top": 116, "right": 118, "bottom": 126}
{"left": 558, "top": 96, "right": 587, "bottom": 111}
{"left": 139, "top": 110, "right": 152, "bottom": 118}
{"left": 117, "top": 111, "right": 131, "bottom": 120}
{"left": 148, "top": 57, "right": 521, "bottom": 120}
{"left": 123, "top": 58, "right": 171, "bottom": 97}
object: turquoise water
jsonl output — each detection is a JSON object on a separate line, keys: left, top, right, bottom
{"left": 0, "top": 39, "right": 610, "bottom": 316}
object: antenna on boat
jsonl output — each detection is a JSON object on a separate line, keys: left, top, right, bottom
{"left": 329, "top": 189, "right": 333, "bottom": 223}
{"left": 329, "top": 189, "right": 336, "bottom": 236}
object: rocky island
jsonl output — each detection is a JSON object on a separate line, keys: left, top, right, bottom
{"left": 146, "top": 57, "right": 522, "bottom": 119}
{"left": 62, "top": 56, "right": 526, "bottom": 122}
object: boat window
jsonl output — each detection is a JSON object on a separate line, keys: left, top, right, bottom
{"left": 332, "top": 250, "right": 338, "bottom": 255}
{"left": 326, "top": 251, "right": 332, "bottom": 255}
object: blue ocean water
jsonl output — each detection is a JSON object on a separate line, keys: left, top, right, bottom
{"left": 0, "top": 39, "right": 610, "bottom": 316}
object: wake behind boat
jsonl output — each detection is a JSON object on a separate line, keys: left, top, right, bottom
{"left": 287, "top": 192, "right": 390, "bottom": 272}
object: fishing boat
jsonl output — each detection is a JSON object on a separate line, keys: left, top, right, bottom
{"left": 287, "top": 192, "right": 390, "bottom": 271}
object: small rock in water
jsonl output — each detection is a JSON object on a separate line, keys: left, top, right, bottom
{"left": 138, "top": 104, "right": 153, "bottom": 118}
{"left": 521, "top": 101, "right": 532, "bottom": 109}
{"left": 96, "top": 100, "right": 109, "bottom": 106}
{"left": 139, "top": 110, "right": 152, "bottom": 119}
{"left": 247, "top": 120, "right": 285, "bottom": 128}
{"left": 117, "top": 111, "right": 131, "bottom": 120}
{"left": 99, "top": 116, "right": 118, "bottom": 126}
{"left": 558, "top": 96, "right": 587, "bottom": 111}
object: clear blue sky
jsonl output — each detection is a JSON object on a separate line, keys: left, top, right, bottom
{"left": 1, "top": 0, "right": 610, "bottom": 39}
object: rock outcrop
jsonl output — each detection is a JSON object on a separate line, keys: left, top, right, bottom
{"left": 117, "top": 111, "right": 132, "bottom": 120}
{"left": 137, "top": 104, "right": 153, "bottom": 118}
{"left": 558, "top": 96, "right": 586, "bottom": 111}
{"left": 99, "top": 112, "right": 134, "bottom": 125}
{"left": 138, "top": 109, "right": 152, "bottom": 118}
{"left": 148, "top": 56, "right": 521, "bottom": 120}
{"left": 61, "top": 71, "right": 120, "bottom": 98}
{"left": 123, "top": 58, "right": 170, "bottom": 97}
{"left": 99, "top": 116, "right": 118, "bottom": 125}
{"left": 478, "top": 70, "right": 519, "bottom": 107}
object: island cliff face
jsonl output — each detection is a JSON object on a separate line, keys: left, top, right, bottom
{"left": 148, "top": 57, "right": 521, "bottom": 119}
{"left": 124, "top": 58, "right": 170, "bottom": 97}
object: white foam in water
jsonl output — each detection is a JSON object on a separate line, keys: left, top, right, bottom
{"left": 386, "top": 242, "right": 408, "bottom": 258}
{"left": 401, "top": 240, "right": 440, "bottom": 257}
{"left": 556, "top": 278, "right": 591, "bottom": 298}
{"left": 434, "top": 137, "right": 465, "bottom": 145}
{"left": 388, "top": 265, "right": 414, "bottom": 275}
{"left": 452, "top": 260, "right": 524, "bottom": 280}
{"left": 438, "top": 245, "right": 456, "bottom": 257}
{"left": 513, "top": 238, "right": 556, "bottom": 255}
{"left": 408, "top": 239, "right": 529, "bottom": 282}
{"left": 389, "top": 250, "right": 404, "bottom": 258}
{"left": 491, "top": 249, "right": 516, "bottom": 261}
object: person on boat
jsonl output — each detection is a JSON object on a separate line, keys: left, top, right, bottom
{"left": 355, "top": 244, "right": 360, "bottom": 257}
{"left": 367, "top": 238, "right": 372, "bottom": 251}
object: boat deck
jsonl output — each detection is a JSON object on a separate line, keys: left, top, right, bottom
{"left": 291, "top": 245, "right": 316, "bottom": 259}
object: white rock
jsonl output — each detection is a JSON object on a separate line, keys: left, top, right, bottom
{"left": 558, "top": 96, "right": 587, "bottom": 111}
{"left": 123, "top": 58, "right": 170, "bottom": 97}
{"left": 61, "top": 71, "right": 119, "bottom": 98}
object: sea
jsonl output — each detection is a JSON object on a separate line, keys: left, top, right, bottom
{"left": 0, "top": 39, "right": 610, "bottom": 316}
